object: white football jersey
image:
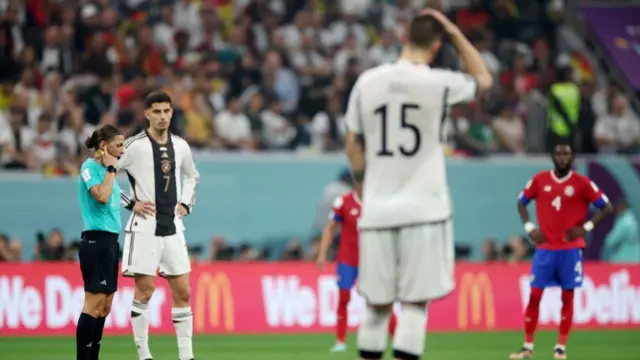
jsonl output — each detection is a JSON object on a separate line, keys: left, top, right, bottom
{"left": 118, "top": 130, "right": 200, "bottom": 235}
{"left": 345, "top": 60, "right": 478, "bottom": 229}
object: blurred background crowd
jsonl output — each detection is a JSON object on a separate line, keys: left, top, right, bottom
{"left": 0, "top": 0, "right": 639, "bottom": 263}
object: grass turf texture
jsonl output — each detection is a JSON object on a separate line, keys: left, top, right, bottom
{"left": 0, "top": 330, "right": 638, "bottom": 359}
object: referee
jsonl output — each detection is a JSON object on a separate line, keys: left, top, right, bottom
{"left": 76, "top": 124, "right": 126, "bottom": 360}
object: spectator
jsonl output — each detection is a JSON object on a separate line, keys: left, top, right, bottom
{"left": 481, "top": 238, "right": 500, "bottom": 262}
{"left": 455, "top": 0, "right": 490, "bottom": 34}
{"left": 493, "top": 101, "right": 525, "bottom": 154}
{"left": 31, "top": 112, "right": 57, "bottom": 169}
{"left": 238, "top": 243, "right": 261, "bottom": 261}
{"left": 546, "top": 67, "right": 580, "bottom": 150}
{"left": 36, "top": 229, "right": 66, "bottom": 261}
{"left": 503, "top": 235, "right": 531, "bottom": 263}
{"left": 280, "top": 238, "right": 304, "bottom": 260}
{"left": 1, "top": 103, "right": 34, "bottom": 169}
{"left": 209, "top": 236, "right": 235, "bottom": 261}
{"left": 263, "top": 50, "right": 299, "bottom": 114}
{"left": 368, "top": 30, "right": 400, "bottom": 67}
{"left": 602, "top": 199, "right": 640, "bottom": 263}
{"left": 310, "top": 94, "right": 345, "bottom": 152}
{"left": 594, "top": 95, "right": 640, "bottom": 154}
{"left": 260, "top": 98, "right": 296, "bottom": 150}
{"left": 0, "top": 233, "right": 21, "bottom": 262}
{"left": 215, "top": 94, "right": 254, "bottom": 150}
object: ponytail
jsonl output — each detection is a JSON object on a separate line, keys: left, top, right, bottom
{"left": 85, "top": 125, "right": 122, "bottom": 150}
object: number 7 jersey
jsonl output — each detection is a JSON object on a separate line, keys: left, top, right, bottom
{"left": 345, "top": 60, "right": 478, "bottom": 229}
{"left": 519, "top": 170, "right": 607, "bottom": 250}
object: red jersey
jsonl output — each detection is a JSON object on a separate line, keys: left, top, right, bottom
{"left": 330, "top": 191, "right": 361, "bottom": 267}
{"left": 519, "top": 170, "right": 606, "bottom": 250}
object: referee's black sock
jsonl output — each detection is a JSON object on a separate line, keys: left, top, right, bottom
{"left": 76, "top": 313, "right": 97, "bottom": 360}
{"left": 88, "top": 316, "right": 106, "bottom": 360}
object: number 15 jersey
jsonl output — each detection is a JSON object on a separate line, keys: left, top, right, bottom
{"left": 345, "top": 60, "right": 478, "bottom": 229}
{"left": 519, "top": 170, "right": 607, "bottom": 250}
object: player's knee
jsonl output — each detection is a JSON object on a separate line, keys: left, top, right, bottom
{"left": 168, "top": 274, "right": 191, "bottom": 306}
{"left": 357, "top": 306, "right": 392, "bottom": 359}
{"left": 393, "top": 304, "right": 428, "bottom": 360}
{"left": 101, "top": 294, "right": 115, "bottom": 317}
{"left": 83, "top": 293, "right": 107, "bottom": 317}
{"left": 171, "top": 284, "right": 191, "bottom": 305}
{"left": 134, "top": 284, "right": 155, "bottom": 303}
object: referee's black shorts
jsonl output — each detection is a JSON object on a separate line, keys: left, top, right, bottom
{"left": 79, "top": 230, "right": 120, "bottom": 294}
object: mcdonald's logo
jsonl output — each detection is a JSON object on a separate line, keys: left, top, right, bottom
{"left": 195, "top": 272, "right": 235, "bottom": 331}
{"left": 457, "top": 272, "right": 496, "bottom": 329}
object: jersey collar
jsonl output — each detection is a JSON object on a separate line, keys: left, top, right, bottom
{"left": 396, "top": 59, "right": 430, "bottom": 68}
{"left": 550, "top": 170, "right": 573, "bottom": 184}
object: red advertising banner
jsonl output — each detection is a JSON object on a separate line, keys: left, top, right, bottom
{"left": 1, "top": 262, "right": 639, "bottom": 336}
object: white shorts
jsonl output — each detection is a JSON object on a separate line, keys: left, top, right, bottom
{"left": 121, "top": 231, "right": 191, "bottom": 277}
{"left": 358, "top": 219, "right": 455, "bottom": 305}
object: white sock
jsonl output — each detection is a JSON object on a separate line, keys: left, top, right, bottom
{"left": 392, "top": 305, "right": 428, "bottom": 358}
{"left": 357, "top": 307, "right": 391, "bottom": 357}
{"left": 131, "top": 300, "right": 152, "bottom": 360}
{"left": 172, "top": 307, "right": 194, "bottom": 360}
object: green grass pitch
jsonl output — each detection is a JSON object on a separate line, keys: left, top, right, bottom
{"left": 1, "top": 330, "right": 638, "bottom": 359}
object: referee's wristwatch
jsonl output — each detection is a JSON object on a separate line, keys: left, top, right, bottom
{"left": 106, "top": 165, "right": 117, "bottom": 173}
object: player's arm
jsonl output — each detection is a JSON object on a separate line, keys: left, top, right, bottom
{"left": 517, "top": 176, "right": 546, "bottom": 244}
{"left": 566, "top": 180, "right": 613, "bottom": 240}
{"left": 82, "top": 165, "right": 116, "bottom": 204}
{"left": 424, "top": 9, "right": 493, "bottom": 94}
{"left": 317, "top": 196, "right": 344, "bottom": 269}
{"left": 179, "top": 143, "right": 200, "bottom": 215}
{"left": 344, "top": 79, "right": 365, "bottom": 185}
{"left": 317, "top": 219, "right": 339, "bottom": 268}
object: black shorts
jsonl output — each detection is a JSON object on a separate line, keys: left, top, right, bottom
{"left": 79, "top": 230, "right": 120, "bottom": 294}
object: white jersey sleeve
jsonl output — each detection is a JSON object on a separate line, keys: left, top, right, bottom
{"left": 432, "top": 69, "right": 479, "bottom": 105}
{"left": 344, "top": 79, "right": 364, "bottom": 134}
{"left": 177, "top": 138, "right": 199, "bottom": 213}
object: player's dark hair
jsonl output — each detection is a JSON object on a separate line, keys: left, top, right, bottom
{"left": 85, "top": 124, "right": 122, "bottom": 150}
{"left": 145, "top": 90, "right": 172, "bottom": 109}
{"left": 406, "top": 14, "right": 445, "bottom": 48}
{"left": 550, "top": 137, "right": 574, "bottom": 155}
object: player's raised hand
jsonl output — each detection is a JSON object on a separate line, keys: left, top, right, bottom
{"left": 419, "top": 8, "right": 461, "bottom": 35}
{"left": 564, "top": 226, "right": 586, "bottom": 242}
{"left": 176, "top": 204, "right": 189, "bottom": 218}
{"left": 528, "top": 229, "right": 546, "bottom": 244}
{"left": 133, "top": 201, "right": 155, "bottom": 219}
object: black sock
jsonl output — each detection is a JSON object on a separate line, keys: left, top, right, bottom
{"left": 76, "top": 313, "right": 97, "bottom": 360}
{"left": 88, "top": 317, "right": 106, "bottom": 360}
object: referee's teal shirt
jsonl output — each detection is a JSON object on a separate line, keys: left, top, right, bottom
{"left": 78, "top": 158, "right": 121, "bottom": 233}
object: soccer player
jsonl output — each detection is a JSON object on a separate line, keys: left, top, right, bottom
{"left": 118, "top": 91, "right": 200, "bottom": 360}
{"left": 511, "top": 140, "right": 613, "bottom": 360}
{"left": 316, "top": 184, "right": 397, "bottom": 352}
{"left": 76, "top": 125, "right": 125, "bottom": 360}
{"left": 343, "top": 9, "right": 493, "bottom": 360}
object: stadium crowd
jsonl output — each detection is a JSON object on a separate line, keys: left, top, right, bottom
{"left": 1, "top": 0, "right": 639, "bottom": 176}
{"left": 1, "top": 0, "right": 639, "bottom": 263}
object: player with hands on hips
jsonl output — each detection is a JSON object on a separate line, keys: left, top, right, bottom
{"left": 512, "top": 139, "right": 613, "bottom": 360}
